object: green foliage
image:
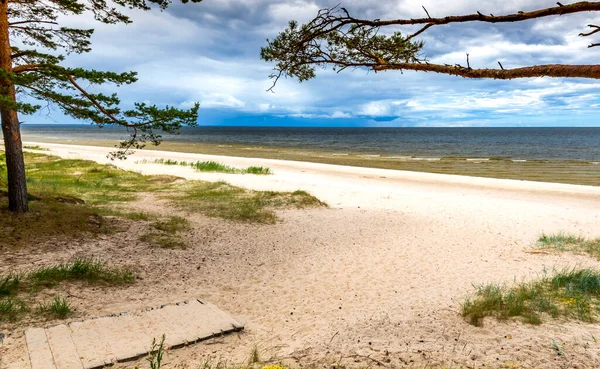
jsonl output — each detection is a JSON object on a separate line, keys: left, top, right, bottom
{"left": 0, "top": 273, "right": 21, "bottom": 297}
{"left": 37, "top": 296, "right": 72, "bottom": 319}
{"left": 0, "top": 298, "right": 28, "bottom": 322}
{"left": 170, "top": 181, "right": 327, "bottom": 223}
{"left": 5, "top": 0, "right": 203, "bottom": 157}
{"left": 145, "top": 158, "right": 272, "bottom": 174}
{"left": 29, "top": 258, "right": 134, "bottom": 287}
{"left": 0, "top": 258, "right": 133, "bottom": 322}
{"left": 536, "top": 233, "right": 600, "bottom": 260}
{"left": 147, "top": 335, "right": 166, "bottom": 369}
{"left": 260, "top": 8, "right": 424, "bottom": 87}
{"left": 462, "top": 268, "right": 600, "bottom": 326}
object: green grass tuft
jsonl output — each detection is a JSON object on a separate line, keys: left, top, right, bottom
{"left": 169, "top": 181, "right": 326, "bottom": 223}
{"left": 0, "top": 273, "right": 21, "bottom": 296}
{"left": 140, "top": 233, "right": 187, "bottom": 249}
{"left": 144, "top": 158, "right": 272, "bottom": 175}
{"left": 151, "top": 216, "right": 190, "bottom": 233}
{"left": 37, "top": 296, "right": 72, "bottom": 319}
{"left": 536, "top": 233, "right": 600, "bottom": 260}
{"left": 23, "top": 145, "right": 49, "bottom": 151}
{"left": 245, "top": 166, "right": 271, "bottom": 175}
{"left": 462, "top": 268, "right": 600, "bottom": 326}
{"left": 29, "top": 258, "right": 134, "bottom": 287}
{"left": 0, "top": 297, "right": 28, "bottom": 321}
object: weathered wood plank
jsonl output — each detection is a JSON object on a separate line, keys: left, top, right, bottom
{"left": 25, "top": 299, "right": 243, "bottom": 369}
{"left": 46, "top": 325, "right": 83, "bottom": 369}
{"left": 25, "top": 328, "right": 56, "bottom": 369}
{"left": 69, "top": 320, "right": 113, "bottom": 368}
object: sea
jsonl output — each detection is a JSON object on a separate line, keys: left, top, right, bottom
{"left": 18, "top": 125, "right": 600, "bottom": 162}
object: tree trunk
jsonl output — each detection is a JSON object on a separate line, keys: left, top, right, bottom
{"left": 0, "top": 1, "right": 28, "bottom": 212}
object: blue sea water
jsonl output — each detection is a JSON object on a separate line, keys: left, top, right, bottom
{"left": 19, "top": 125, "right": 600, "bottom": 161}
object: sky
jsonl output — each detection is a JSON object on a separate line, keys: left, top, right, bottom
{"left": 23, "top": 0, "right": 600, "bottom": 127}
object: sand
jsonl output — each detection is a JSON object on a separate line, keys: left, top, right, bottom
{"left": 2, "top": 142, "right": 600, "bottom": 369}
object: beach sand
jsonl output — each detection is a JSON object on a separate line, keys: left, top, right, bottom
{"left": 2, "top": 142, "right": 600, "bottom": 369}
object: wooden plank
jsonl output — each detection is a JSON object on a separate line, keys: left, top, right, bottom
{"left": 167, "top": 300, "right": 220, "bottom": 343}
{"left": 87, "top": 317, "right": 118, "bottom": 365}
{"left": 92, "top": 315, "right": 142, "bottom": 362}
{"left": 112, "top": 313, "right": 152, "bottom": 360}
{"left": 68, "top": 320, "right": 112, "bottom": 369}
{"left": 141, "top": 306, "right": 185, "bottom": 348}
{"left": 200, "top": 300, "right": 245, "bottom": 330}
{"left": 25, "top": 328, "right": 56, "bottom": 369}
{"left": 24, "top": 299, "right": 244, "bottom": 368}
{"left": 46, "top": 325, "right": 84, "bottom": 369}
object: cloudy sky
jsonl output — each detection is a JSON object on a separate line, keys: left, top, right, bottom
{"left": 27, "top": 0, "right": 600, "bottom": 127}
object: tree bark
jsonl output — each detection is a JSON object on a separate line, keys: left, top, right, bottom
{"left": 0, "top": 0, "right": 28, "bottom": 212}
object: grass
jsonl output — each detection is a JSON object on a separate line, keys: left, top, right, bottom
{"left": 0, "top": 298, "right": 28, "bottom": 321}
{"left": 7, "top": 152, "right": 180, "bottom": 206}
{"left": 140, "top": 158, "right": 272, "bottom": 175}
{"left": 169, "top": 181, "right": 327, "bottom": 223}
{"left": 139, "top": 216, "right": 190, "bottom": 249}
{"left": 0, "top": 258, "right": 134, "bottom": 322}
{"left": 37, "top": 296, "right": 71, "bottom": 319}
{"left": 23, "top": 145, "right": 49, "bottom": 151}
{"left": 0, "top": 273, "right": 21, "bottom": 296}
{"left": 0, "top": 151, "right": 183, "bottom": 248}
{"left": 462, "top": 268, "right": 600, "bottom": 326}
{"left": 536, "top": 232, "right": 600, "bottom": 260}
{"left": 151, "top": 216, "right": 190, "bottom": 233}
{"left": 140, "top": 233, "right": 187, "bottom": 249}
{"left": 29, "top": 258, "right": 134, "bottom": 287}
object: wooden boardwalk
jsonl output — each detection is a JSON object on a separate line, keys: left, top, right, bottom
{"left": 25, "top": 299, "right": 244, "bottom": 369}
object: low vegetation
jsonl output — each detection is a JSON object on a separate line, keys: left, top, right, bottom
{"left": 139, "top": 216, "right": 190, "bottom": 249}
{"left": 0, "top": 151, "right": 325, "bottom": 249}
{"left": 29, "top": 258, "right": 134, "bottom": 287}
{"left": 536, "top": 233, "right": 600, "bottom": 260}
{"left": 139, "top": 158, "right": 271, "bottom": 175}
{"left": 37, "top": 296, "right": 72, "bottom": 319}
{"left": 169, "top": 181, "right": 327, "bottom": 223}
{"left": 0, "top": 258, "right": 134, "bottom": 322}
{"left": 462, "top": 268, "right": 600, "bottom": 326}
{"left": 23, "top": 145, "right": 49, "bottom": 151}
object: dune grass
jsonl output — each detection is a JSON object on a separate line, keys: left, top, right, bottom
{"left": 28, "top": 258, "right": 134, "bottom": 287}
{"left": 23, "top": 145, "right": 48, "bottom": 151}
{"left": 142, "top": 158, "right": 272, "bottom": 175}
{"left": 169, "top": 181, "right": 327, "bottom": 223}
{"left": 139, "top": 216, "right": 190, "bottom": 249}
{"left": 13, "top": 152, "right": 180, "bottom": 205}
{"left": 0, "top": 258, "right": 134, "bottom": 322}
{"left": 536, "top": 233, "right": 600, "bottom": 260}
{"left": 37, "top": 296, "right": 72, "bottom": 319}
{"left": 462, "top": 268, "right": 600, "bottom": 326}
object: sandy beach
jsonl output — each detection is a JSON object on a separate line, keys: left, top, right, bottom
{"left": 2, "top": 142, "right": 600, "bottom": 369}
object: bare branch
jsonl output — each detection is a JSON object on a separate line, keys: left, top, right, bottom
{"left": 422, "top": 6, "right": 432, "bottom": 19}
{"left": 579, "top": 24, "right": 600, "bottom": 36}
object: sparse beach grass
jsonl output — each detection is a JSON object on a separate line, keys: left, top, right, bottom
{"left": 0, "top": 151, "right": 323, "bottom": 248}
{"left": 0, "top": 258, "right": 134, "bottom": 322}
{"left": 536, "top": 233, "right": 600, "bottom": 260}
{"left": 169, "top": 181, "right": 327, "bottom": 223}
{"left": 36, "top": 296, "right": 72, "bottom": 319}
{"left": 139, "top": 158, "right": 271, "bottom": 175}
{"left": 139, "top": 216, "right": 191, "bottom": 249}
{"left": 462, "top": 268, "right": 600, "bottom": 326}
{"left": 23, "top": 145, "right": 48, "bottom": 151}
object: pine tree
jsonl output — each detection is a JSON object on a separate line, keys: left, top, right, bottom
{"left": 262, "top": 2, "right": 600, "bottom": 89}
{"left": 1, "top": 0, "right": 202, "bottom": 212}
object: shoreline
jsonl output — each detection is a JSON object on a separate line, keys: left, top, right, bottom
{"left": 19, "top": 135, "right": 600, "bottom": 186}
{"left": 20, "top": 141, "right": 600, "bottom": 210}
